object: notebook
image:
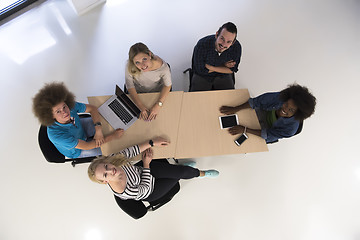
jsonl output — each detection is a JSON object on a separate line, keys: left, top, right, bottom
{"left": 97, "top": 85, "right": 140, "bottom": 130}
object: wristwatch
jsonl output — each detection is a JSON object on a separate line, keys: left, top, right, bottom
{"left": 149, "top": 139, "right": 154, "bottom": 147}
{"left": 94, "top": 122, "right": 102, "bottom": 127}
{"left": 158, "top": 101, "right": 163, "bottom": 107}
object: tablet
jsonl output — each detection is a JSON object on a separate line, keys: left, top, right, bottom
{"left": 219, "top": 114, "right": 239, "bottom": 129}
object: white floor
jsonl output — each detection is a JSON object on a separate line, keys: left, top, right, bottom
{"left": 1, "top": 0, "right": 360, "bottom": 239}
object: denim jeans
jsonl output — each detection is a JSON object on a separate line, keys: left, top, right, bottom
{"left": 77, "top": 117, "right": 102, "bottom": 158}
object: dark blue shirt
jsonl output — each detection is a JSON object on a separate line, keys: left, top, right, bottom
{"left": 192, "top": 34, "right": 242, "bottom": 79}
{"left": 248, "top": 92, "right": 300, "bottom": 143}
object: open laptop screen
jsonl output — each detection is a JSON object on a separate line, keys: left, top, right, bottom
{"left": 115, "top": 85, "right": 141, "bottom": 117}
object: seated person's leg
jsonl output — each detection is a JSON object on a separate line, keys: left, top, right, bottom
{"left": 213, "top": 74, "right": 234, "bottom": 90}
{"left": 144, "top": 178, "right": 179, "bottom": 202}
{"left": 77, "top": 147, "right": 102, "bottom": 158}
{"left": 79, "top": 117, "right": 95, "bottom": 139}
{"left": 190, "top": 74, "right": 213, "bottom": 92}
{"left": 77, "top": 117, "right": 102, "bottom": 157}
{"left": 150, "top": 160, "right": 200, "bottom": 179}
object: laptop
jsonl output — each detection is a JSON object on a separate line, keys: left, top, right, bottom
{"left": 98, "top": 85, "right": 141, "bottom": 130}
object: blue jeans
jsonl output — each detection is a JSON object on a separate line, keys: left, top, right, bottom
{"left": 78, "top": 117, "right": 102, "bottom": 158}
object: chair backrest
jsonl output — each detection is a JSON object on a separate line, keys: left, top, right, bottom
{"left": 37, "top": 114, "right": 96, "bottom": 166}
{"left": 114, "top": 182, "right": 180, "bottom": 219}
{"left": 147, "top": 181, "right": 180, "bottom": 211}
{"left": 38, "top": 125, "right": 66, "bottom": 163}
{"left": 114, "top": 196, "right": 148, "bottom": 219}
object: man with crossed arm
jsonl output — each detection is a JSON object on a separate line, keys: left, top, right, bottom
{"left": 190, "top": 22, "right": 242, "bottom": 91}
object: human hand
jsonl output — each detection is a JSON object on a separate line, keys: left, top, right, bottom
{"left": 113, "top": 129, "right": 124, "bottom": 139}
{"left": 205, "top": 64, "right": 214, "bottom": 73}
{"left": 93, "top": 129, "right": 105, "bottom": 147}
{"left": 152, "top": 137, "right": 170, "bottom": 147}
{"left": 224, "top": 60, "right": 236, "bottom": 68}
{"left": 139, "top": 108, "right": 149, "bottom": 121}
{"left": 228, "top": 125, "right": 245, "bottom": 135}
{"left": 148, "top": 104, "right": 160, "bottom": 121}
{"left": 142, "top": 148, "right": 153, "bottom": 167}
{"left": 220, "top": 106, "right": 239, "bottom": 115}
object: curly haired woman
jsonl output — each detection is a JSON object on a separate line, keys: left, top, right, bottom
{"left": 220, "top": 84, "right": 317, "bottom": 143}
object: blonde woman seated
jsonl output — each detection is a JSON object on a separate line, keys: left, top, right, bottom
{"left": 125, "top": 42, "right": 172, "bottom": 121}
{"left": 88, "top": 137, "right": 219, "bottom": 202}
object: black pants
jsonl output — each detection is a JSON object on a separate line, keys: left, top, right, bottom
{"left": 190, "top": 73, "right": 234, "bottom": 91}
{"left": 144, "top": 161, "right": 200, "bottom": 202}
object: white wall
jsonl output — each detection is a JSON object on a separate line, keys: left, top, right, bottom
{"left": 0, "top": 0, "right": 359, "bottom": 239}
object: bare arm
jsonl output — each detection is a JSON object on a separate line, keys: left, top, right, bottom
{"left": 158, "top": 85, "right": 171, "bottom": 104}
{"left": 84, "top": 104, "right": 102, "bottom": 124}
{"left": 137, "top": 137, "right": 170, "bottom": 153}
{"left": 84, "top": 104, "right": 105, "bottom": 147}
{"left": 148, "top": 85, "right": 171, "bottom": 121}
{"left": 220, "top": 101, "right": 251, "bottom": 115}
{"left": 128, "top": 87, "right": 149, "bottom": 120}
{"left": 75, "top": 129, "right": 124, "bottom": 150}
{"left": 228, "top": 125, "right": 261, "bottom": 137}
{"left": 206, "top": 64, "right": 233, "bottom": 74}
{"left": 142, "top": 148, "right": 153, "bottom": 168}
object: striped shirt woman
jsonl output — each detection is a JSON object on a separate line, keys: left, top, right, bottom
{"left": 109, "top": 145, "right": 155, "bottom": 200}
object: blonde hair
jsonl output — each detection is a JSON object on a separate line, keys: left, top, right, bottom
{"left": 88, "top": 154, "right": 132, "bottom": 184}
{"left": 127, "top": 42, "right": 154, "bottom": 77}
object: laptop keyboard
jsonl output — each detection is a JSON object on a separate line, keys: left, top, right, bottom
{"left": 108, "top": 99, "right": 133, "bottom": 125}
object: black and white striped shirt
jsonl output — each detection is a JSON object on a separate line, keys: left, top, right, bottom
{"left": 109, "top": 145, "right": 155, "bottom": 201}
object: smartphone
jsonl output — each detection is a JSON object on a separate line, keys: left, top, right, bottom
{"left": 235, "top": 133, "right": 248, "bottom": 146}
{"left": 219, "top": 114, "right": 239, "bottom": 129}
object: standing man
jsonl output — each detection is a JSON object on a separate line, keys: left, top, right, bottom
{"left": 190, "top": 22, "right": 242, "bottom": 91}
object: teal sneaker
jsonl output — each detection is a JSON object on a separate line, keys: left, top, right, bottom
{"left": 202, "top": 170, "right": 219, "bottom": 178}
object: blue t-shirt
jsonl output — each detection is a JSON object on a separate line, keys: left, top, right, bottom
{"left": 47, "top": 102, "right": 87, "bottom": 158}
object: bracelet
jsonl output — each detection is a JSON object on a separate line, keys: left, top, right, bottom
{"left": 94, "top": 122, "right": 102, "bottom": 127}
{"left": 149, "top": 139, "right": 154, "bottom": 147}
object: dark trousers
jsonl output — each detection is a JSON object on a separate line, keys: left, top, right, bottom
{"left": 190, "top": 73, "right": 234, "bottom": 91}
{"left": 144, "top": 161, "right": 200, "bottom": 202}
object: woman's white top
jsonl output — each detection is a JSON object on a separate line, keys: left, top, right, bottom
{"left": 125, "top": 60, "right": 172, "bottom": 93}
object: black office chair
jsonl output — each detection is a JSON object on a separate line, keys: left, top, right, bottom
{"left": 38, "top": 114, "right": 96, "bottom": 167}
{"left": 267, "top": 120, "right": 304, "bottom": 144}
{"left": 183, "top": 54, "right": 235, "bottom": 91}
{"left": 114, "top": 159, "right": 180, "bottom": 219}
